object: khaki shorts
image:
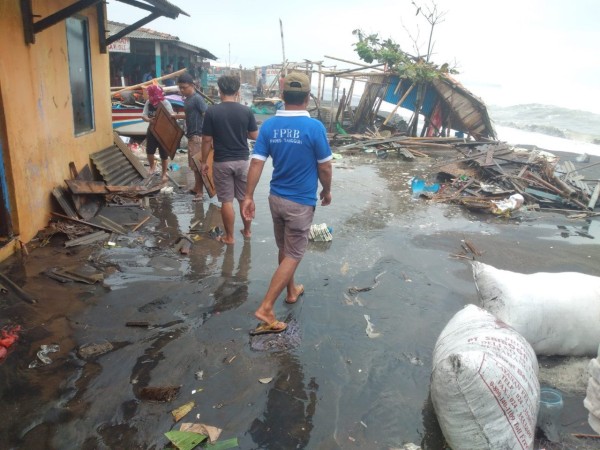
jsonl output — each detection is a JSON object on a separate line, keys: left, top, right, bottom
{"left": 213, "top": 160, "right": 249, "bottom": 203}
{"left": 187, "top": 135, "right": 202, "bottom": 172}
{"left": 269, "top": 194, "right": 315, "bottom": 261}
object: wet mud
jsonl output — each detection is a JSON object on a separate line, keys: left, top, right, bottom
{"left": 0, "top": 152, "right": 599, "bottom": 449}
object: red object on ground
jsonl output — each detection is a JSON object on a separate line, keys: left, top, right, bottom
{"left": 0, "top": 325, "right": 21, "bottom": 360}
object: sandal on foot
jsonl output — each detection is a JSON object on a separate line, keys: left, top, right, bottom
{"left": 249, "top": 321, "right": 287, "bottom": 336}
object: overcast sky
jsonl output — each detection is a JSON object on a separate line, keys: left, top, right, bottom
{"left": 107, "top": 0, "right": 600, "bottom": 113}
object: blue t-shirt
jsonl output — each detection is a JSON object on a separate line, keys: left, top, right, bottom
{"left": 252, "top": 110, "right": 332, "bottom": 206}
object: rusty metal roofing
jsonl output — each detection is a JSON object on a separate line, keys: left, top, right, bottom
{"left": 107, "top": 21, "right": 217, "bottom": 60}
{"left": 90, "top": 146, "right": 144, "bottom": 187}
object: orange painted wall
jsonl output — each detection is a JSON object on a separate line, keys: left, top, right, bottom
{"left": 0, "top": 0, "right": 112, "bottom": 255}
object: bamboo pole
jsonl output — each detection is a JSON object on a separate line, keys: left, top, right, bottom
{"left": 111, "top": 68, "right": 188, "bottom": 97}
{"left": 317, "top": 62, "right": 322, "bottom": 104}
{"left": 324, "top": 55, "right": 385, "bottom": 71}
{"left": 383, "top": 84, "right": 414, "bottom": 125}
{"left": 329, "top": 76, "right": 336, "bottom": 132}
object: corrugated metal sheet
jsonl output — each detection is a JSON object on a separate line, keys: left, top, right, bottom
{"left": 107, "top": 21, "right": 217, "bottom": 60}
{"left": 90, "top": 146, "right": 144, "bottom": 187}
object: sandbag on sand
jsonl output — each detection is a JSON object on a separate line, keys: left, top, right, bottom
{"left": 472, "top": 261, "right": 600, "bottom": 356}
{"left": 431, "top": 305, "right": 539, "bottom": 450}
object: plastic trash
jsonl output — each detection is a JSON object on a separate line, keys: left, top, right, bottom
{"left": 537, "top": 387, "right": 563, "bottom": 442}
{"left": 208, "top": 226, "right": 224, "bottom": 239}
{"left": 309, "top": 223, "right": 333, "bottom": 242}
{"left": 29, "top": 344, "right": 60, "bottom": 368}
{"left": 491, "top": 193, "right": 524, "bottom": 215}
{"left": 169, "top": 163, "right": 180, "bottom": 171}
{"left": 410, "top": 177, "right": 439, "bottom": 196}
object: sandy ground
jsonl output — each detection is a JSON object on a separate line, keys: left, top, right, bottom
{"left": 0, "top": 147, "right": 599, "bottom": 449}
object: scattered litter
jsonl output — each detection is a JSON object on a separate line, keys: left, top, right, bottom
{"left": 125, "top": 321, "right": 150, "bottom": 328}
{"left": 308, "top": 223, "right": 333, "bottom": 242}
{"left": 208, "top": 226, "right": 224, "bottom": 240}
{"left": 0, "top": 325, "right": 21, "bottom": 361}
{"left": 537, "top": 387, "right": 563, "bottom": 442}
{"left": 195, "top": 370, "right": 204, "bottom": 380}
{"left": 348, "top": 271, "right": 386, "bottom": 294}
{"left": 172, "top": 401, "right": 195, "bottom": 422}
{"left": 139, "top": 385, "right": 180, "bottom": 402}
{"left": 411, "top": 177, "right": 439, "bottom": 197}
{"left": 78, "top": 341, "right": 113, "bottom": 360}
{"left": 576, "top": 153, "right": 590, "bottom": 163}
{"left": 180, "top": 422, "right": 222, "bottom": 443}
{"left": 160, "top": 186, "right": 174, "bottom": 194}
{"left": 258, "top": 377, "right": 273, "bottom": 384}
{"left": 364, "top": 315, "right": 381, "bottom": 338}
{"left": 29, "top": 344, "right": 60, "bottom": 368}
{"left": 402, "top": 352, "right": 424, "bottom": 366}
{"left": 164, "top": 430, "right": 206, "bottom": 450}
{"left": 490, "top": 193, "right": 524, "bottom": 215}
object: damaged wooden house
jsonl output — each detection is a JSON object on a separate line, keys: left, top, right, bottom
{"left": 0, "top": 0, "right": 191, "bottom": 261}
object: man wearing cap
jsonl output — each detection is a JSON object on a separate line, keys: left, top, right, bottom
{"left": 242, "top": 72, "right": 333, "bottom": 335}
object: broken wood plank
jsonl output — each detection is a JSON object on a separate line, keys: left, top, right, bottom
{"left": 131, "top": 215, "right": 151, "bottom": 232}
{"left": 588, "top": 182, "right": 600, "bottom": 210}
{"left": 93, "top": 215, "right": 128, "bottom": 234}
{"left": 105, "top": 185, "right": 149, "bottom": 193}
{"left": 66, "top": 180, "right": 108, "bottom": 194}
{"left": 483, "top": 148, "right": 495, "bottom": 166}
{"left": 64, "top": 231, "right": 109, "bottom": 248}
{"left": 113, "top": 131, "right": 149, "bottom": 179}
{"left": 52, "top": 187, "right": 78, "bottom": 219}
{"left": 51, "top": 212, "right": 115, "bottom": 233}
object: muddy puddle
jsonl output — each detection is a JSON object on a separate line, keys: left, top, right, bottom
{"left": 0, "top": 153, "right": 599, "bottom": 449}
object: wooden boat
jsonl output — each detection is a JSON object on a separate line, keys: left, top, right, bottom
{"left": 111, "top": 91, "right": 184, "bottom": 129}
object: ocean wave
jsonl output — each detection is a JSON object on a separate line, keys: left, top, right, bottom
{"left": 489, "top": 103, "right": 600, "bottom": 145}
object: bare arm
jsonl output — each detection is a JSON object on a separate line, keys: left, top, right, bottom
{"left": 317, "top": 160, "right": 332, "bottom": 206}
{"left": 241, "top": 158, "right": 266, "bottom": 220}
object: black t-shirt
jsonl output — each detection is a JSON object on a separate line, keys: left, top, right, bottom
{"left": 183, "top": 93, "right": 208, "bottom": 138}
{"left": 202, "top": 102, "right": 258, "bottom": 162}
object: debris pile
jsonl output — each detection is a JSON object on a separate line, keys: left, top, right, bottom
{"left": 430, "top": 143, "right": 600, "bottom": 214}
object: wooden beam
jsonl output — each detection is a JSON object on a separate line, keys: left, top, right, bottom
{"left": 96, "top": 1, "right": 106, "bottom": 54}
{"left": 19, "top": 0, "right": 35, "bottom": 44}
{"left": 33, "top": 0, "right": 102, "bottom": 35}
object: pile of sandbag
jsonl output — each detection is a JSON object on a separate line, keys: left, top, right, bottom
{"left": 584, "top": 345, "right": 600, "bottom": 433}
{"left": 472, "top": 261, "right": 600, "bottom": 356}
{"left": 431, "top": 305, "right": 540, "bottom": 450}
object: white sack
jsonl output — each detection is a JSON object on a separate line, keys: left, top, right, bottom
{"left": 431, "top": 305, "right": 540, "bottom": 450}
{"left": 472, "top": 262, "right": 600, "bottom": 356}
{"left": 585, "top": 350, "right": 600, "bottom": 433}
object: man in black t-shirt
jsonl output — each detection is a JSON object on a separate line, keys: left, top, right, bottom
{"left": 201, "top": 76, "right": 258, "bottom": 244}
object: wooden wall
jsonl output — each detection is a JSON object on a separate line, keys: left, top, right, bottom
{"left": 0, "top": 0, "right": 113, "bottom": 258}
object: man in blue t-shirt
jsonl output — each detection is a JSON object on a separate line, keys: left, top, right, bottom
{"left": 242, "top": 72, "right": 333, "bottom": 335}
